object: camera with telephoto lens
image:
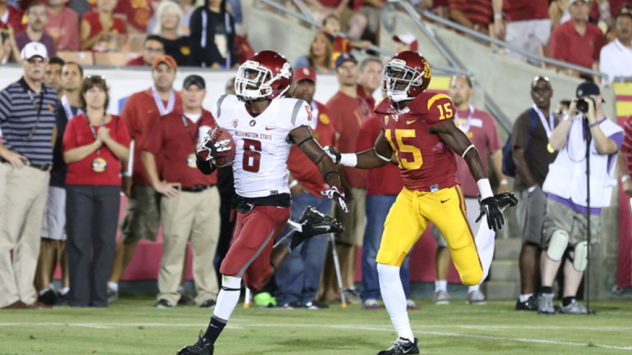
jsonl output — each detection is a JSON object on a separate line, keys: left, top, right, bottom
{"left": 576, "top": 97, "right": 595, "bottom": 114}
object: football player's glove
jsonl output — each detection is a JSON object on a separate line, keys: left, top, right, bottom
{"left": 476, "top": 192, "right": 518, "bottom": 232}
{"left": 321, "top": 186, "right": 349, "bottom": 213}
{"left": 197, "top": 130, "right": 232, "bottom": 162}
{"left": 323, "top": 146, "right": 341, "bottom": 165}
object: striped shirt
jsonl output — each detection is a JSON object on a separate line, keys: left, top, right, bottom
{"left": 449, "top": 0, "right": 493, "bottom": 27}
{"left": 0, "top": 77, "right": 58, "bottom": 166}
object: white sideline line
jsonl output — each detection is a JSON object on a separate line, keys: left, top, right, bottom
{"left": 1, "top": 322, "right": 631, "bottom": 351}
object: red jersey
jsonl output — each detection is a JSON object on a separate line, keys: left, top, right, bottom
{"left": 115, "top": 0, "right": 154, "bottom": 31}
{"left": 144, "top": 110, "right": 218, "bottom": 187}
{"left": 375, "top": 92, "right": 458, "bottom": 192}
{"left": 357, "top": 84, "right": 376, "bottom": 109}
{"left": 549, "top": 20, "right": 605, "bottom": 69}
{"left": 121, "top": 88, "right": 183, "bottom": 186}
{"left": 0, "top": 5, "right": 25, "bottom": 32}
{"left": 356, "top": 115, "right": 403, "bottom": 196}
{"left": 331, "top": 36, "right": 351, "bottom": 66}
{"left": 287, "top": 101, "right": 337, "bottom": 196}
{"left": 82, "top": 12, "right": 126, "bottom": 39}
{"left": 63, "top": 114, "right": 131, "bottom": 186}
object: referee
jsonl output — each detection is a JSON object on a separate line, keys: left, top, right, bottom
{"left": 0, "top": 42, "right": 58, "bottom": 310}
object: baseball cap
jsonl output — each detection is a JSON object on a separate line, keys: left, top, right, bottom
{"left": 334, "top": 52, "right": 357, "bottom": 69}
{"left": 569, "top": 0, "right": 590, "bottom": 5}
{"left": 294, "top": 66, "right": 316, "bottom": 83}
{"left": 393, "top": 33, "right": 418, "bottom": 52}
{"left": 576, "top": 81, "right": 605, "bottom": 102}
{"left": 183, "top": 74, "right": 205, "bottom": 89}
{"left": 21, "top": 42, "right": 48, "bottom": 60}
{"left": 152, "top": 55, "right": 177, "bottom": 70}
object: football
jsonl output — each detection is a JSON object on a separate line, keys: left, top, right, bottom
{"left": 210, "top": 126, "right": 236, "bottom": 167}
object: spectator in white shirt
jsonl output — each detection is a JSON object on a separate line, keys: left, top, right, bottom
{"left": 600, "top": 12, "right": 632, "bottom": 83}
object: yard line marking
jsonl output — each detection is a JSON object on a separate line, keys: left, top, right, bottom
{"left": 1, "top": 322, "right": 631, "bottom": 350}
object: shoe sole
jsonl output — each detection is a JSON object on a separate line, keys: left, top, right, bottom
{"left": 434, "top": 300, "right": 450, "bottom": 305}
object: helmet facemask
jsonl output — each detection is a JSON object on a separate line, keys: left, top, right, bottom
{"left": 381, "top": 59, "right": 424, "bottom": 103}
{"left": 235, "top": 60, "right": 291, "bottom": 101}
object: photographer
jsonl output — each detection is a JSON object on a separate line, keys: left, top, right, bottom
{"left": 537, "top": 81, "right": 623, "bottom": 315}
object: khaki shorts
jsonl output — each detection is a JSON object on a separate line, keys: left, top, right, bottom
{"left": 542, "top": 198, "right": 601, "bottom": 248}
{"left": 119, "top": 185, "right": 161, "bottom": 243}
{"left": 516, "top": 185, "right": 547, "bottom": 246}
{"left": 332, "top": 187, "right": 366, "bottom": 246}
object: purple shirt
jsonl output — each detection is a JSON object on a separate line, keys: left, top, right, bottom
{"left": 15, "top": 31, "right": 57, "bottom": 57}
{"left": 550, "top": 119, "right": 624, "bottom": 215}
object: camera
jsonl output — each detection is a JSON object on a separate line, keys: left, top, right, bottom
{"left": 576, "top": 97, "right": 595, "bottom": 114}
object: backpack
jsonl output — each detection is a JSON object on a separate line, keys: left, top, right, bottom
{"left": 501, "top": 108, "right": 540, "bottom": 177}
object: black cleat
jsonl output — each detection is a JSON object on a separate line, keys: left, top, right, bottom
{"left": 515, "top": 296, "right": 538, "bottom": 311}
{"left": 38, "top": 290, "right": 57, "bottom": 306}
{"left": 299, "top": 206, "right": 344, "bottom": 237}
{"left": 378, "top": 337, "right": 419, "bottom": 355}
{"left": 177, "top": 332, "right": 214, "bottom": 355}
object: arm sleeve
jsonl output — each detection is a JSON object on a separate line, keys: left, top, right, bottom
{"left": 621, "top": 117, "right": 632, "bottom": 153}
{"left": 0, "top": 90, "right": 12, "bottom": 123}
{"left": 62, "top": 117, "right": 78, "bottom": 152}
{"left": 425, "top": 93, "right": 457, "bottom": 127}
{"left": 114, "top": 116, "right": 132, "bottom": 148}
{"left": 511, "top": 113, "right": 530, "bottom": 151}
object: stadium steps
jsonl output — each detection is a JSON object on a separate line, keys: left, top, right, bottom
{"left": 484, "top": 238, "right": 521, "bottom": 300}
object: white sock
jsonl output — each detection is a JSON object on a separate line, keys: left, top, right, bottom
{"left": 519, "top": 293, "right": 533, "bottom": 303}
{"left": 213, "top": 275, "right": 242, "bottom": 321}
{"left": 49, "top": 283, "right": 55, "bottom": 291}
{"left": 378, "top": 263, "right": 414, "bottom": 342}
{"left": 108, "top": 282, "right": 118, "bottom": 292}
{"left": 177, "top": 286, "right": 185, "bottom": 293}
{"left": 39, "top": 288, "right": 50, "bottom": 296}
{"left": 468, "top": 285, "right": 480, "bottom": 293}
{"left": 474, "top": 224, "right": 495, "bottom": 281}
{"left": 435, "top": 280, "right": 447, "bottom": 292}
{"left": 60, "top": 287, "right": 70, "bottom": 295}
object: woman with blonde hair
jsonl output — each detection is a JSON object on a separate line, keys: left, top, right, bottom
{"left": 295, "top": 32, "right": 334, "bottom": 75}
{"left": 63, "top": 76, "right": 131, "bottom": 307}
{"left": 152, "top": 0, "right": 192, "bottom": 65}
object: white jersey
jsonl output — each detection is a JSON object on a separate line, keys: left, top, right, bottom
{"left": 211, "top": 95, "right": 312, "bottom": 198}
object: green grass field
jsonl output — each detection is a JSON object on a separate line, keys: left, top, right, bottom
{"left": 1, "top": 297, "right": 632, "bottom": 355}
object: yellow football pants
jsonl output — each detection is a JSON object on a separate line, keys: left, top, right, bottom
{"left": 375, "top": 186, "right": 483, "bottom": 286}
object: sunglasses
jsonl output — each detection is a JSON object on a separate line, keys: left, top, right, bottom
{"left": 27, "top": 57, "right": 46, "bottom": 64}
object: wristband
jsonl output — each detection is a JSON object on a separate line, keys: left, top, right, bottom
{"left": 589, "top": 121, "right": 600, "bottom": 128}
{"left": 477, "top": 178, "right": 494, "bottom": 200}
{"left": 339, "top": 153, "right": 358, "bottom": 167}
{"left": 622, "top": 175, "right": 631, "bottom": 183}
{"left": 500, "top": 179, "right": 508, "bottom": 185}
{"left": 494, "top": 14, "right": 502, "bottom": 20}
{"left": 289, "top": 180, "right": 299, "bottom": 188}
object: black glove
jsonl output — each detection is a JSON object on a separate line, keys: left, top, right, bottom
{"left": 321, "top": 186, "right": 348, "bottom": 213}
{"left": 475, "top": 192, "right": 518, "bottom": 232}
{"left": 323, "top": 146, "right": 341, "bottom": 165}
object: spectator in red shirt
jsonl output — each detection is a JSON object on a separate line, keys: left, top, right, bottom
{"left": 618, "top": 114, "right": 632, "bottom": 197}
{"left": 319, "top": 53, "right": 371, "bottom": 304}
{"left": 274, "top": 66, "right": 337, "bottom": 309}
{"left": 321, "top": 14, "right": 370, "bottom": 63}
{"left": 107, "top": 55, "right": 182, "bottom": 302}
{"left": 80, "top": 0, "right": 126, "bottom": 51}
{"left": 114, "top": 0, "right": 155, "bottom": 34}
{"left": 493, "top": 0, "right": 551, "bottom": 65}
{"left": 125, "top": 34, "right": 164, "bottom": 66}
{"left": 45, "top": 0, "right": 79, "bottom": 51}
{"left": 431, "top": 75, "right": 506, "bottom": 306}
{"left": 15, "top": 2, "right": 57, "bottom": 57}
{"left": 294, "top": 32, "right": 334, "bottom": 75}
{"left": 0, "top": 0, "right": 25, "bottom": 33}
{"left": 356, "top": 57, "right": 382, "bottom": 109}
{"left": 62, "top": 75, "right": 131, "bottom": 307}
{"left": 549, "top": 0, "right": 605, "bottom": 81}
{"left": 305, "top": 0, "right": 368, "bottom": 39}
{"left": 143, "top": 75, "right": 220, "bottom": 309}
{"left": 449, "top": 0, "right": 493, "bottom": 36}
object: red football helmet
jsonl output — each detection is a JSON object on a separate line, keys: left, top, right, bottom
{"left": 235, "top": 50, "right": 293, "bottom": 101}
{"left": 381, "top": 51, "right": 432, "bottom": 102}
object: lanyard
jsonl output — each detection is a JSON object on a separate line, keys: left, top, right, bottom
{"left": 27, "top": 90, "right": 44, "bottom": 139}
{"left": 454, "top": 105, "right": 475, "bottom": 133}
{"left": 87, "top": 115, "right": 106, "bottom": 155}
{"left": 532, "top": 104, "right": 556, "bottom": 138}
{"left": 181, "top": 115, "right": 201, "bottom": 151}
{"left": 61, "top": 95, "right": 83, "bottom": 120}
{"left": 151, "top": 88, "right": 176, "bottom": 116}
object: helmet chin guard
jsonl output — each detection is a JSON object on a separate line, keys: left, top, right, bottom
{"left": 380, "top": 51, "right": 432, "bottom": 102}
